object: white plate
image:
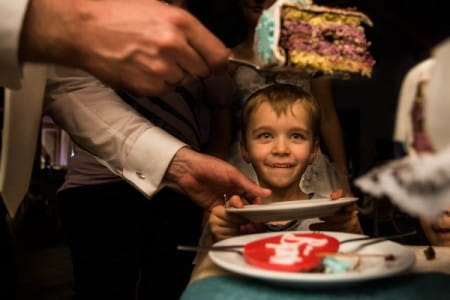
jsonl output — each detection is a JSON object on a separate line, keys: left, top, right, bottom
{"left": 209, "top": 231, "right": 416, "bottom": 287}
{"left": 226, "top": 197, "right": 358, "bottom": 222}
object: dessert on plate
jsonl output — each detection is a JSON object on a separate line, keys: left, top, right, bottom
{"left": 243, "top": 232, "right": 347, "bottom": 272}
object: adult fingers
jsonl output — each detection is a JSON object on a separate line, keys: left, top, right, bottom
{"left": 228, "top": 195, "right": 248, "bottom": 208}
{"left": 173, "top": 37, "right": 210, "bottom": 78}
{"left": 182, "top": 11, "right": 230, "bottom": 74}
{"left": 131, "top": 51, "right": 188, "bottom": 89}
{"left": 229, "top": 170, "right": 271, "bottom": 204}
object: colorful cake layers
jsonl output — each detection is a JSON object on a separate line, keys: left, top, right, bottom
{"left": 255, "top": 1, "right": 375, "bottom": 78}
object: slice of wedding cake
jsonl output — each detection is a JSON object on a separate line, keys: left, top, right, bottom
{"left": 254, "top": 0, "right": 375, "bottom": 78}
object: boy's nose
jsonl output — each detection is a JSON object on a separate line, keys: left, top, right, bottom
{"left": 272, "top": 138, "right": 290, "bottom": 154}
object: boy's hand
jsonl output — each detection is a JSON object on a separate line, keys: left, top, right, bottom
{"left": 209, "top": 205, "right": 247, "bottom": 241}
{"left": 209, "top": 195, "right": 265, "bottom": 241}
{"left": 310, "top": 189, "right": 362, "bottom": 233}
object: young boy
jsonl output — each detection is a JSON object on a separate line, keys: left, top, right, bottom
{"left": 209, "top": 84, "right": 362, "bottom": 241}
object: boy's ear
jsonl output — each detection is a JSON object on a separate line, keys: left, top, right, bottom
{"left": 308, "top": 139, "right": 319, "bottom": 164}
{"left": 240, "top": 141, "right": 251, "bottom": 163}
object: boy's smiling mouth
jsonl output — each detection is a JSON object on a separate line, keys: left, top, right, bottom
{"left": 431, "top": 226, "right": 450, "bottom": 234}
{"left": 266, "top": 162, "right": 295, "bottom": 168}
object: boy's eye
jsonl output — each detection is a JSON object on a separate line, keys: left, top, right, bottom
{"left": 290, "top": 133, "right": 305, "bottom": 140}
{"left": 257, "top": 132, "right": 272, "bottom": 140}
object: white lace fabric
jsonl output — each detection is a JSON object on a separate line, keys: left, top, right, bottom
{"left": 355, "top": 147, "right": 450, "bottom": 219}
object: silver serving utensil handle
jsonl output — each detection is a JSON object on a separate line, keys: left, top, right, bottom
{"left": 228, "top": 57, "right": 348, "bottom": 80}
{"left": 228, "top": 57, "right": 263, "bottom": 72}
{"left": 228, "top": 57, "right": 286, "bottom": 82}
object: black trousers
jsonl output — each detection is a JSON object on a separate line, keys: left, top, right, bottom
{"left": 0, "top": 201, "right": 16, "bottom": 300}
{"left": 58, "top": 182, "right": 202, "bottom": 300}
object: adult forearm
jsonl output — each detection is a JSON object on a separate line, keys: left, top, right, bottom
{"left": 44, "top": 65, "right": 186, "bottom": 196}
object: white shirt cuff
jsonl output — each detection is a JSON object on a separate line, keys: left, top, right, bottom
{"left": 121, "top": 126, "right": 186, "bottom": 197}
{"left": 0, "top": 0, "right": 29, "bottom": 88}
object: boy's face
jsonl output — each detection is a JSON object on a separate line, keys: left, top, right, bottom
{"left": 241, "top": 101, "right": 318, "bottom": 190}
{"left": 421, "top": 210, "right": 450, "bottom": 247}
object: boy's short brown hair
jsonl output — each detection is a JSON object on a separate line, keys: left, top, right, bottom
{"left": 241, "top": 84, "right": 320, "bottom": 142}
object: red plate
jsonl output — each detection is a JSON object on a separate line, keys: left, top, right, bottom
{"left": 243, "top": 232, "right": 339, "bottom": 272}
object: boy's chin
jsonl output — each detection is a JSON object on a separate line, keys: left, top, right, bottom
{"left": 263, "top": 179, "right": 298, "bottom": 190}
{"left": 427, "top": 230, "right": 450, "bottom": 247}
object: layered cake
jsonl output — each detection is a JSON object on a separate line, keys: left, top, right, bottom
{"left": 255, "top": 0, "right": 375, "bottom": 77}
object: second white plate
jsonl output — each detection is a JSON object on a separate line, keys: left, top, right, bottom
{"left": 226, "top": 197, "right": 358, "bottom": 222}
{"left": 209, "top": 231, "right": 416, "bottom": 287}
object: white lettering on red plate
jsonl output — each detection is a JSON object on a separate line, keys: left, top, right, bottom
{"left": 265, "top": 233, "right": 329, "bottom": 265}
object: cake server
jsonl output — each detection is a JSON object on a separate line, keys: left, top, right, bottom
{"left": 228, "top": 57, "right": 346, "bottom": 80}
{"left": 177, "top": 230, "right": 417, "bottom": 254}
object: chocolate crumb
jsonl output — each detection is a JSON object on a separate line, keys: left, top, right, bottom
{"left": 307, "top": 264, "right": 326, "bottom": 273}
{"left": 385, "top": 254, "right": 396, "bottom": 261}
{"left": 424, "top": 246, "right": 436, "bottom": 260}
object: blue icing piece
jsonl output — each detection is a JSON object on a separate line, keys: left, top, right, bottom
{"left": 322, "top": 257, "right": 351, "bottom": 273}
{"left": 255, "top": 11, "right": 275, "bottom": 64}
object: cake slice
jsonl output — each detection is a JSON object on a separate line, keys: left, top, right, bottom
{"left": 255, "top": 0, "right": 375, "bottom": 78}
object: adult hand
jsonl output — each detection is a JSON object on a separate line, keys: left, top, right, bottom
{"left": 19, "top": 0, "right": 230, "bottom": 96}
{"left": 310, "top": 189, "right": 362, "bottom": 233}
{"left": 165, "top": 147, "right": 271, "bottom": 211}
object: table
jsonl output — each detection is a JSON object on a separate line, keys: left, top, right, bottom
{"left": 181, "top": 246, "right": 450, "bottom": 300}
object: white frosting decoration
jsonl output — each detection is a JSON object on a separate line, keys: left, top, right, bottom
{"left": 355, "top": 146, "right": 450, "bottom": 218}
{"left": 265, "top": 233, "right": 328, "bottom": 265}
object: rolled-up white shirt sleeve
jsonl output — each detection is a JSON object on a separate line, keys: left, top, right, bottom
{"left": 0, "top": 0, "right": 29, "bottom": 88}
{"left": 44, "top": 65, "right": 186, "bottom": 197}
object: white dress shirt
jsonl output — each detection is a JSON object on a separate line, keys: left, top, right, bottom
{"left": 0, "top": 0, "right": 29, "bottom": 89}
{"left": 44, "top": 65, "right": 186, "bottom": 197}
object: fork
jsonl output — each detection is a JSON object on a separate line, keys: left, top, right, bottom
{"left": 177, "top": 245, "right": 244, "bottom": 255}
{"left": 177, "top": 230, "right": 417, "bottom": 254}
{"left": 339, "top": 230, "right": 417, "bottom": 252}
